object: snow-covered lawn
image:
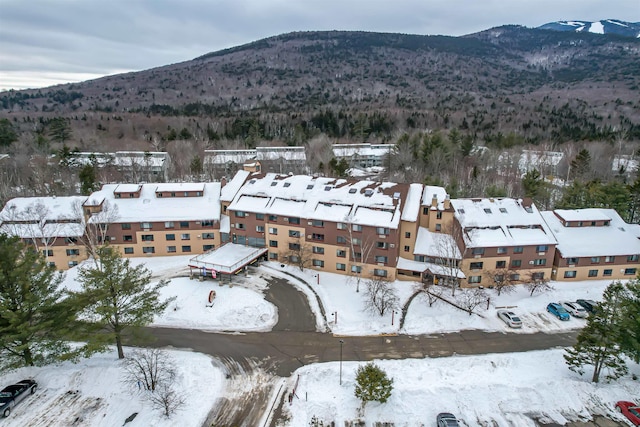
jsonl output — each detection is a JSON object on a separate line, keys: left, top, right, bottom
{"left": 0, "top": 349, "right": 223, "bottom": 427}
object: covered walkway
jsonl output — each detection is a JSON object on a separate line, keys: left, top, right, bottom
{"left": 188, "top": 243, "right": 267, "bottom": 280}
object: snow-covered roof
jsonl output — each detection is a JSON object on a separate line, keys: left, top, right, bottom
{"left": 189, "top": 243, "right": 267, "bottom": 273}
{"left": 221, "top": 170, "right": 251, "bottom": 202}
{"left": 541, "top": 209, "right": 640, "bottom": 258}
{"left": 113, "top": 151, "right": 168, "bottom": 168}
{"left": 256, "top": 146, "right": 306, "bottom": 161}
{"left": 451, "top": 198, "right": 556, "bottom": 248}
{"left": 0, "top": 196, "right": 87, "bottom": 238}
{"left": 114, "top": 184, "right": 142, "bottom": 193}
{"left": 518, "top": 150, "right": 564, "bottom": 173}
{"left": 396, "top": 258, "right": 465, "bottom": 278}
{"left": 414, "top": 227, "right": 461, "bottom": 259}
{"left": 552, "top": 209, "right": 612, "bottom": 223}
{"left": 86, "top": 182, "right": 221, "bottom": 223}
{"left": 332, "top": 143, "right": 393, "bottom": 158}
{"left": 421, "top": 185, "right": 449, "bottom": 211}
{"left": 154, "top": 183, "right": 205, "bottom": 193}
{"left": 228, "top": 173, "right": 406, "bottom": 228}
{"left": 612, "top": 155, "right": 638, "bottom": 173}
{"left": 401, "top": 183, "right": 423, "bottom": 222}
{"left": 204, "top": 149, "right": 256, "bottom": 165}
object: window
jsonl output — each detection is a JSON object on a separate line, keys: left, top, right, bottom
{"left": 311, "top": 233, "right": 324, "bottom": 241}
{"left": 124, "top": 247, "right": 134, "bottom": 254}
{"left": 202, "top": 233, "right": 215, "bottom": 239}
{"left": 165, "top": 221, "right": 174, "bottom": 229}
{"left": 494, "top": 274, "right": 504, "bottom": 283}
{"left": 436, "top": 211, "right": 443, "bottom": 219}
{"left": 605, "top": 256, "right": 615, "bottom": 263}
{"left": 337, "top": 236, "right": 347, "bottom": 244}
{"left": 483, "top": 208, "right": 492, "bottom": 214}
{"left": 352, "top": 238, "right": 361, "bottom": 245}
{"left": 495, "top": 260, "right": 506, "bottom": 269}
{"left": 256, "top": 213, "right": 265, "bottom": 220}
{"left": 509, "top": 273, "right": 520, "bottom": 281}
{"left": 627, "top": 255, "right": 639, "bottom": 262}
{"left": 533, "top": 259, "right": 546, "bottom": 266}
{"left": 268, "top": 215, "right": 278, "bottom": 222}
{"left": 404, "top": 245, "right": 410, "bottom": 252}
{"left": 121, "top": 223, "right": 131, "bottom": 230}
{"left": 181, "top": 233, "right": 190, "bottom": 240}
{"left": 141, "top": 222, "right": 152, "bottom": 229}
{"left": 337, "top": 222, "right": 347, "bottom": 230}
{"left": 376, "top": 227, "right": 389, "bottom": 235}
{"left": 181, "top": 246, "right": 192, "bottom": 253}
{"left": 603, "top": 269, "right": 612, "bottom": 276}
{"left": 423, "top": 207, "right": 429, "bottom": 215}
{"left": 313, "top": 246, "right": 324, "bottom": 254}
{"left": 288, "top": 217, "right": 300, "bottom": 225}
{"left": 375, "top": 255, "right": 388, "bottom": 264}
{"left": 256, "top": 225, "right": 265, "bottom": 233}
{"left": 405, "top": 232, "right": 411, "bottom": 238}
{"left": 312, "top": 259, "right": 324, "bottom": 268}
{"left": 235, "top": 223, "right": 245, "bottom": 230}
{"left": 469, "top": 276, "right": 482, "bottom": 284}
{"left": 65, "top": 237, "right": 78, "bottom": 244}
{"left": 511, "top": 259, "right": 522, "bottom": 267}
{"left": 625, "top": 268, "right": 637, "bottom": 276}
{"left": 166, "top": 234, "right": 175, "bottom": 241}
{"left": 470, "top": 262, "right": 483, "bottom": 270}
{"left": 536, "top": 245, "right": 548, "bottom": 253}
{"left": 374, "top": 269, "right": 387, "bottom": 277}
{"left": 141, "top": 234, "right": 154, "bottom": 242}
{"left": 336, "top": 249, "right": 346, "bottom": 257}
{"left": 43, "top": 249, "right": 53, "bottom": 257}
{"left": 201, "top": 220, "right": 214, "bottom": 227}
{"left": 531, "top": 272, "right": 545, "bottom": 280}
{"left": 289, "top": 230, "right": 300, "bottom": 238}
{"left": 269, "top": 240, "right": 278, "bottom": 247}
{"left": 351, "top": 265, "right": 362, "bottom": 273}
{"left": 353, "top": 252, "right": 362, "bottom": 260}
{"left": 68, "top": 261, "right": 78, "bottom": 267}
{"left": 497, "top": 247, "right": 507, "bottom": 254}
{"left": 143, "top": 247, "right": 155, "bottom": 254}
{"left": 352, "top": 224, "right": 363, "bottom": 232}
{"left": 234, "top": 211, "right": 246, "bottom": 218}
{"left": 435, "top": 224, "right": 442, "bottom": 232}
{"left": 499, "top": 208, "right": 507, "bottom": 214}
{"left": 590, "top": 257, "right": 600, "bottom": 264}
{"left": 567, "top": 257, "right": 578, "bottom": 265}
{"left": 588, "top": 269, "right": 598, "bottom": 277}
{"left": 376, "top": 241, "right": 389, "bottom": 249}
{"left": 312, "top": 220, "right": 324, "bottom": 227}
{"left": 269, "top": 227, "right": 278, "bottom": 235}
{"left": 66, "top": 249, "right": 80, "bottom": 256}
{"left": 269, "top": 252, "right": 278, "bottom": 260}
{"left": 123, "top": 235, "right": 133, "bottom": 242}
{"left": 289, "top": 243, "right": 300, "bottom": 250}
{"left": 336, "top": 263, "right": 346, "bottom": 271}
{"left": 203, "top": 245, "right": 214, "bottom": 251}
{"left": 564, "top": 271, "right": 577, "bottom": 278}
{"left": 179, "top": 221, "right": 189, "bottom": 228}
{"left": 167, "top": 246, "right": 176, "bottom": 253}
{"left": 513, "top": 246, "right": 523, "bottom": 254}
{"left": 472, "top": 248, "right": 485, "bottom": 255}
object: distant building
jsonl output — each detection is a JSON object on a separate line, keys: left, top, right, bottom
{"left": 612, "top": 154, "right": 638, "bottom": 177}
{"left": 204, "top": 146, "right": 307, "bottom": 178}
{"left": 58, "top": 151, "right": 171, "bottom": 182}
{"left": 331, "top": 143, "right": 393, "bottom": 169}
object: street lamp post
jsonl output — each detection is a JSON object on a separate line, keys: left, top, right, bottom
{"left": 391, "top": 310, "right": 396, "bottom": 326}
{"left": 339, "top": 339, "right": 344, "bottom": 385}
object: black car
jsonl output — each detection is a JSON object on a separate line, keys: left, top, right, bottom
{"left": 0, "top": 379, "right": 37, "bottom": 417}
{"left": 576, "top": 299, "right": 598, "bottom": 314}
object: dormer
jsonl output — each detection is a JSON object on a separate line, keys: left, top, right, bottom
{"left": 113, "top": 184, "right": 142, "bottom": 199}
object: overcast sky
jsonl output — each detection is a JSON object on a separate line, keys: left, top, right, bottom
{"left": 1, "top": 0, "right": 639, "bottom": 91}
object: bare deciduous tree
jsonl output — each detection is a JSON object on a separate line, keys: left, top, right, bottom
{"left": 434, "top": 222, "right": 468, "bottom": 297}
{"left": 455, "top": 288, "right": 488, "bottom": 315}
{"left": 416, "top": 281, "right": 442, "bottom": 307}
{"left": 286, "top": 239, "right": 313, "bottom": 271}
{"left": 147, "top": 382, "right": 186, "bottom": 418}
{"left": 73, "top": 198, "right": 119, "bottom": 260}
{"left": 364, "top": 277, "right": 399, "bottom": 316}
{"left": 344, "top": 218, "right": 376, "bottom": 293}
{"left": 524, "top": 272, "right": 554, "bottom": 296}
{"left": 484, "top": 268, "right": 518, "bottom": 296}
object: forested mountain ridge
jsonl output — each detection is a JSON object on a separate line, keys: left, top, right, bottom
{"left": 1, "top": 25, "right": 639, "bottom": 150}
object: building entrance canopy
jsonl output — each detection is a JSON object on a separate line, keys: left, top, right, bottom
{"left": 188, "top": 243, "right": 267, "bottom": 276}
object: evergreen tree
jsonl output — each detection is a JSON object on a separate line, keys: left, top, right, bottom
{"left": 0, "top": 118, "right": 18, "bottom": 147}
{"left": 570, "top": 148, "right": 591, "bottom": 181}
{"left": 0, "top": 234, "right": 77, "bottom": 369}
{"left": 48, "top": 117, "right": 72, "bottom": 144}
{"left": 354, "top": 362, "right": 393, "bottom": 410}
{"left": 79, "top": 164, "right": 99, "bottom": 195}
{"left": 564, "top": 282, "right": 628, "bottom": 383}
{"left": 73, "top": 246, "right": 174, "bottom": 359}
{"left": 619, "top": 276, "right": 640, "bottom": 363}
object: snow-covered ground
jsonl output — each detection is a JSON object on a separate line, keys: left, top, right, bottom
{"left": 2, "top": 256, "right": 637, "bottom": 426}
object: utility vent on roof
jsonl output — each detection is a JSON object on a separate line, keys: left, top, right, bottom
{"left": 500, "top": 208, "right": 507, "bottom": 213}
{"left": 349, "top": 188, "right": 357, "bottom": 194}
{"left": 271, "top": 182, "right": 277, "bottom": 187}
{"left": 284, "top": 182, "right": 291, "bottom": 187}
{"left": 307, "top": 184, "right": 314, "bottom": 190}
{"left": 458, "top": 209, "right": 465, "bottom": 214}
{"left": 324, "top": 186, "right": 332, "bottom": 191}
{"left": 250, "top": 179, "right": 256, "bottom": 184}
{"left": 393, "top": 192, "right": 400, "bottom": 199}
{"left": 484, "top": 208, "right": 492, "bottom": 214}
{"left": 365, "top": 189, "right": 374, "bottom": 197}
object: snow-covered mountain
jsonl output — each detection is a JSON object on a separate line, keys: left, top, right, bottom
{"left": 539, "top": 19, "right": 640, "bottom": 38}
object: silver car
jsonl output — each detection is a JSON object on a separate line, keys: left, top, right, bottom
{"left": 1, "top": 379, "right": 37, "bottom": 417}
{"left": 437, "top": 412, "right": 460, "bottom": 427}
{"left": 560, "top": 301, "right": 588, "bottom": 318}
{"left": 497, "top": 309, "right": 523, "bottom": 328}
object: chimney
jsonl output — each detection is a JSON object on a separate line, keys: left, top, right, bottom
{"left": 221, "top": 177, "right": 227, "bottom": 188}
{"left": 431, "top": 193, "right": 438, "bottom": 208}
{"left": 444, "top": 194, "right": 451, "bottom": 210}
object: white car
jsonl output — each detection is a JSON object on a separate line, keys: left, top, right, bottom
{"left": 497, "top": 310, "right": 522, "bottom": 328}
{"left": 560, "top": 301, "right": 588, "bottom": 318}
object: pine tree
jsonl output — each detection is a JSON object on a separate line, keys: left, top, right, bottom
{"left": 0, "top": 234, "right": 78, "bottom": 369}
{"left": 354, "top": 362, "right": 393, "bottom": 410}
{"left": 619, "top": 276, "right": 640, "bottom": 363}
{"left": 73, "top": 246, "right": 175, "bottom": 359}
{"left": 564, "top": 282, "right": 628, "bottom": 383}
{"left": 570, "top": 148, "right": 591, "bottom": 181}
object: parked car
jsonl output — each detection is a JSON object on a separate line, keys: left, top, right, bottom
{"left": 576, "top": 299, "right": 598, "bottom": 314}
{"left": 436, "top": 412, "right": 460, "bottom": 427}
{"left": 497, "top": 309, "right": 523, "bottom": 328}
{"left": 615, "top": 401, "right": 640, "bottom": 426}
{"left": 546, "top": 303, "right": 570, "bottom": 321}
{"left": 560, "top": 301, "right": 588, "bottom": 318}
{"left": 0, "top": 379, "right": 37, "bottom": 417}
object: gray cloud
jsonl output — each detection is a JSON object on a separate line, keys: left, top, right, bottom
{"left": 1, "top": 0, "right": 639, "bottom": 90}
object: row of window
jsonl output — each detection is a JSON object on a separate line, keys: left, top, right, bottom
{"left": 470, "top": 259, "right": 547, "bottom": 270}
{"left": 564, "top": 267, "right": 637, "bottom": 278}
{"left": 233, "top": 213, "right": 391, "bottom": 235}
{"left": 566, "top": 255, "right": 640, "bottom": 265}
{"left": 136, "top": 233, "right": 215, "bottom": 242}
{"left": 121, "top": 220, "right": 214, "bottom": 230}
{"left": 471, "top": 245, "right": 549, "bottom": 256}
{"left": 469, "top": 271, "right": 545, "bottom": 284}
{"left": 268, "top": 252, "right": 387, "bottom": 277}
{"left": 130, "top": 244, "right": 215, "bottom": 255}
